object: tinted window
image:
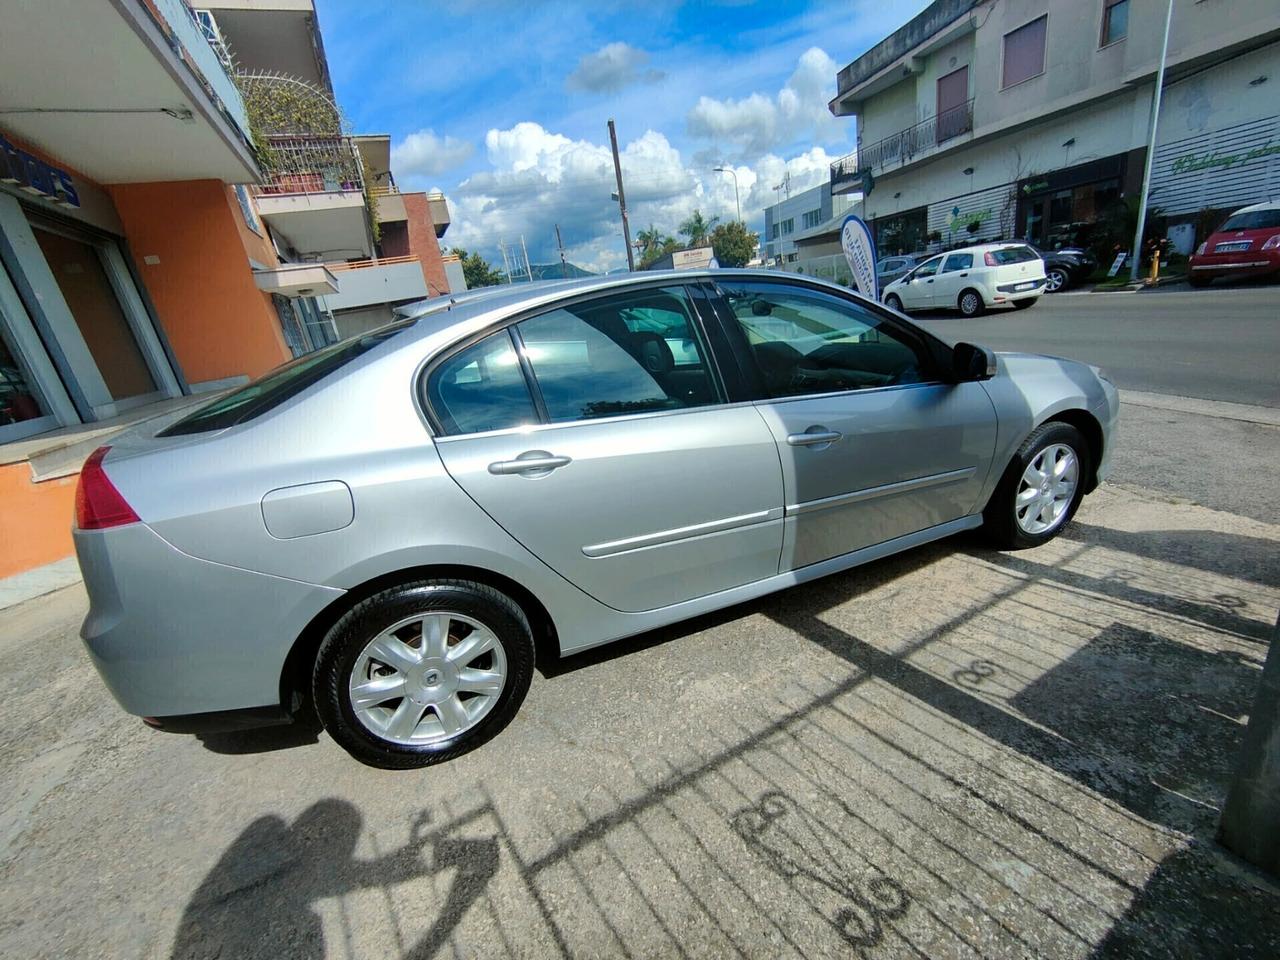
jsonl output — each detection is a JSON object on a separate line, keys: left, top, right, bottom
{"left": 518, "top": 286, "right": 719, "bottom": 422}
{"left": 943, "top": 253, "right": 974, "bottom": 271}
{"left": 427, "top": 330, "right": 537, "bottom": 436}
{"left": 987, "top": 246, "right": 1039, "bottom": 265}
{"left": 160, "top": 321, "right": 414, "bottom": 436}
{"left": 914, "top": 257, "right": 943, "bottom": 278}
{"left": 878, "top": 258, "right": 902, "bottom": 274}
{"left": 721, "top": 281, "right": 935, "bottom": 397}
{"left": 1219, "top": 210, "right": 1280, "bottom": 231}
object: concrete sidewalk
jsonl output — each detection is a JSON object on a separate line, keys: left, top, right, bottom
{"left": 1, "top": 483, "right": 1277, "bottom": 958}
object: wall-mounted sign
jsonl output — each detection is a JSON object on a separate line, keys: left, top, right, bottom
{"left": 1171, "top": 141, "right": 1280, "bottom": 175}
{"left": 948, "top": 207, "right": 993, "bottom": 234}
{"left": 840, "top": 214, "right": 878, "bottom": 300}
{"left": 0, "top": 134, "right": 80, "bottom": 207}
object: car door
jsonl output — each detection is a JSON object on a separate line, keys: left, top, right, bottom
{"left": 428, "top": 283, "right": 785, "bottom": 613}
{"left": 932, "top": 251, "right": 974, "bottom": 311}
{"left": 712, "top": 278, "right": 999, "bottom": 571}
{"left": 901, "top": 255, "right": 943, "bottom": 309}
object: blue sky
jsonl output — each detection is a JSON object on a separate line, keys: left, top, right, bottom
{"left": 316, "top": 0, "right": 928, "bottom": 271}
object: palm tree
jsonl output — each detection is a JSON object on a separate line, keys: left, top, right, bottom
{"left": 635, "top": 224, "right": 665, "bottom": 260}
{"left": 678, "top": 210, "right": 720, "bottom": 248}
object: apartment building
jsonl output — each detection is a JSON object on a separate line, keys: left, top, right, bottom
{"left": 0, "top": 0, "right": 453, "bottom": 581}
{"left": 828, "top": 0, "right": 1280, "bottom": 257}
{"left": 762, "top": 181, "right": 857, "bottom": 265}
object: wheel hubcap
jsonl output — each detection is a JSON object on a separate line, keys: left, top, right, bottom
{"left": 1046, "top": 271, "right": 1065, "bottom": 291}
{"left": 349, "top": 611, "right": 507, "bottom": 745}
{"left": 1014, "top": 443, "right": 1079, "bottom": 535}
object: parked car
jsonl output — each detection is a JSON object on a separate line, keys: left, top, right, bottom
{"left": 1187, "top": 201, "right": 1280, "bottom": 286}
{"left": 1030, "top": 245, "right": 1098, "bottom": 292}
{"left": 882, "top": 243, "right": 1048, "bottom": 316}
{"left": 74, "top": 271, "right": 1117, "bottom": 768}
{"left": 876, "top": 254, "right": 925, "bottom": 289}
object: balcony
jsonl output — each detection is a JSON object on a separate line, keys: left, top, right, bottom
{"left": 831, "top": 99, "right": 974, "bottom": 194}
{"left": 321, "top": 256, "right": 428, "bottom": 311}
{"left": 369, "top": 184, "right": 407, "bottom": 223}
{"left": 251, "top": 135, "right": 374, "bottom": 259}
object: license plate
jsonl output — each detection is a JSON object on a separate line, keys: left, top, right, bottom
{"left": 1015, "top": 281, "right": 1036, "bottom": 291}
{"left": 1215, "top": 241, "right": 1251, "bottom": 252}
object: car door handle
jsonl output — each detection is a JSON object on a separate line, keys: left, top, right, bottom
{"left": 926, "top": 278, "right": 935, "bottom": 283}
{"left": 786, "top": 430, "right": 842, "bottom": 447}
{"left": 488, "top": 453, "right": 572, "bottom": 476}
{"left": 959, "top": 272, "right": 969, "bottom": 277}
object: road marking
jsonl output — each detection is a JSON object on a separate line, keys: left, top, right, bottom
{"left": 1121, "top": 390, "right": 1280, "bottom": 426}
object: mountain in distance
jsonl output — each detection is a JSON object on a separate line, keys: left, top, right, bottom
{"left": 518, "top": 262, "right": 596, "bottom": 281}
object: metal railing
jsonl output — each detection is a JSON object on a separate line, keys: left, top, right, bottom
{"left": 152, "top": 0, "right": 252, "bottom": 138}
{"left": 326, "top": 255, "right": 420, "bottom": 272}
{"left": 367, "top": 184, "right": 400, "bottom": 198}
{"left": 252, "top": 135, "right": 365, "bottom": 196}
{"left": 832, "top": 98, "right": 974, "bottom": 191}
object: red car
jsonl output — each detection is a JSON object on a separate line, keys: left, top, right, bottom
{"left": 1188, "top": 201, "right": 1280, "bottom": 286}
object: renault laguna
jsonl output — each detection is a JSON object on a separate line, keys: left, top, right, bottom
{"left": 74, "top": 271, "right": 1118, "bottom": 768}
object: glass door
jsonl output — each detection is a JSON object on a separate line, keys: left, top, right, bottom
{"left": 0, "top": 265, "right": 59, "bottom": 443}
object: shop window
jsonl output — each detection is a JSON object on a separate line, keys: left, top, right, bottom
{"left": 0, "top": 327, "right": 46, "bottom": 432}
{"left": 1003, "top": 15, "right": 1047, "bottom": 88}
{"left": 1101, "top": 0, "right": 1128, "bottom": 46}
{"left": 33, "top": 228, "right": 157, "bottom": 402}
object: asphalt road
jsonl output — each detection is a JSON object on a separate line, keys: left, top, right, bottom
{"left": 914, "top": 285, "right": 1280, "bottom": 408}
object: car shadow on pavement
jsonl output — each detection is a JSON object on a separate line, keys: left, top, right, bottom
{"left": 196, "top": 717, "right": 322, "bottom": 755}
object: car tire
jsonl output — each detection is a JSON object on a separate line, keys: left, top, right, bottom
{"left": 884, "top": 293, "right": 904, "bottom": 312}
{"left": 1188, "top": 274, "right": 1212, "bottom": 288}
{"left": 313, "top": 579, "right": 535, "bottom": 769}
{"left": 982, "top": 421, "right": 1091, "bottom": 550}
{"left": 1045, "top": 267, "right": 1069, "bottom": 292}
{"left": 1011, "top": 298, "right": 1037, "bottom": 310}
{"left": 958, "top": 289, "right": 985, "bottom": 317}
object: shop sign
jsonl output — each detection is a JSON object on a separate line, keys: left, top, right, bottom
{"left": 947, "top": 206, "right": 993, "bottom": 233}
{"left": 1170, "top": 141, "right": 1280, "bottom": 175}
{"left": 0, "top": 134, "right": 80, "bottom": 207}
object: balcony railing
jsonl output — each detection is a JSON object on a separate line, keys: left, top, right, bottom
{"left": 832, "top": 98, "right": 974, "bottom": 192}
{"left": 252, "top": 135, "right": 365, "bottom": 196}
{"left": 152, "top": 0, "right": 252, "bottom": 139}
{"left": 326, "top": 255, "right": 420, "bottom": 272}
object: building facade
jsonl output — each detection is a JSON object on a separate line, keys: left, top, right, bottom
{"left": 762, "top": 181, "right": 856, "bottom": 265}
{"left": 0, "top": 0, "right": 453, "bottom": 580}
{"left": 828, "top": 0, "right": 1280, "bottom": 259}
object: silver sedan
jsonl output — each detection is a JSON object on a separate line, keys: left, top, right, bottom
{"left": 74, "top": 271, "right": 1118, "bottom": 768}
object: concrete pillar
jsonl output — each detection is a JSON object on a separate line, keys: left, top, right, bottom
{"left": 1218, "top": 612, "right": 1280, "bottom": 875}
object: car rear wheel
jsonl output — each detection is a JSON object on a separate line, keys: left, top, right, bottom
{"left": 313, "top": 580, "right": 534, "bottom": 768}
{"left": 1044, "top": 267, "right": 1069, "bottom": 292}
{"left": 884, "top": 293, "right": 904, "bottom": 312}
{"left": 958, "top": 289, "right": 985, "bottom": 317}
{"left": 982, "top": 421, "right": 1090, "bottom": 550}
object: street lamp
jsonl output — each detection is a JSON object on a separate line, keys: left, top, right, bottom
{"left": 713, "top": 166, "right": 742, "bottom": 223}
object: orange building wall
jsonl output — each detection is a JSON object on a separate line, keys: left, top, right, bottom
{"left": 402, "top": 193, "right": 451, "bottom": 296}
{"left": 0, "top": 464, "right": 77, "bottom": 578}
{"left": 108, "top": 180, "right": 290, "bottom": 384}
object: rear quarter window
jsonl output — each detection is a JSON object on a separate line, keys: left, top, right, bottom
{"left": 158, "top": 321, "right": 414, "bottom": 436}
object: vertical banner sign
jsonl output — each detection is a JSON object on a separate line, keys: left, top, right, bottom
{"left": 840, "top": 214, "right": 878, "bottom": 300}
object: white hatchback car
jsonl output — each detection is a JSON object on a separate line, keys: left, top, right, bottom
{"left": 882, "top": 243, "right": 1047, "bottom": 317}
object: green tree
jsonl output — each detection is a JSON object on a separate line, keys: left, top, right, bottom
{"left": 638, "top": 230, "right": 680, "bottom": 269}
{"left": 709, "top": 220, "right": 758, "bottom": 268}
{"left": 450, "top": 247, "right": 504, "bottom": 288}
{"left": 678, "top": 209, "right": 719, "bottom": 248}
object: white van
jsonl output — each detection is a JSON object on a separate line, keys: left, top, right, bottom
{"left": 882, "top": 243, "right": 1047, "bottom": 316}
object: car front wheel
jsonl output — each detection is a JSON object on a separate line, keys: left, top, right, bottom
{"left": 983, "top": 421, "right": 1090, "bottom": 549}
{"left": 1044, "top": 267, "right": 1069, "bottom": 292}
{"left": 313, "top": 580, "right": 535, "bottom": 768}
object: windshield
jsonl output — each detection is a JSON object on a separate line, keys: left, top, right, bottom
{"left": 1219, "top": 209, "right": 1280, "bottom": 231}
{"left": 158, "top": 320, "right": 415, "bottom": 436}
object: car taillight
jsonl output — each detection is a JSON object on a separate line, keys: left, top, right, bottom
{"left": 75, "top": 446, "right": 140, "bottom": 530}
{"left": 1263, "top": 235, "right": 1280, "bottom": 250}
{"left": 1195, "top": 242, "right": 1206, "bottom": 256}
{"left": 984, "top": 252, "right": 998, "bottom": 266}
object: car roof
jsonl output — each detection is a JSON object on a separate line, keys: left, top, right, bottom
{"left": 1228, "top": 199, "right": 1280, "bottom": 215}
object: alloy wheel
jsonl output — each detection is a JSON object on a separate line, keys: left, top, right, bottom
{"left": 960, "top": 291, "right": 982, "bottom": 315}
{"left": 1014, "top": 442, "right": 1079, "bottom": 535}
{"left": 348, "top": 611, "right": 507, "bottom": 745}
{"left": 1045, "top": 269, "right": 1067, "bottom": 292}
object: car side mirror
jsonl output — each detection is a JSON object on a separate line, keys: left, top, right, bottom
{"left": 952, "top": 342, "right": 997, "bottom": 381}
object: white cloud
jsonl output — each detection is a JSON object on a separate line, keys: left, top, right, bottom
{"left": 686, "top": 47, "right": 843, "bottom": 158}
{"left": 566, "top": 42, "right": 665, "bottom": 93}
{"left": 390, "top": 129, "right": 475, "bottom": 179}
{"left": 444, "top": 120, "right": 837, "bottom": 275}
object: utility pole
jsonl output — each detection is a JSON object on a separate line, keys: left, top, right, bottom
{"left": 607, "top": 118, "right": 635, "bottom": 271}
{"left": 555, "top": 224, "right": 568, "bottom": 278}
{"left": 1129, "top": 0, "right": 1174, "bottom": 282}
{"left": 773, "top": 169, "right": 792, "bottom": 200}
{"left": 499, "top": 239, "right": 513, "bottom": 284}
{"left": 714, "top": 166, "right": 742, "bottom": 223}
{"left": 520, "top": 234, "right": 533, "bottom": 282}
